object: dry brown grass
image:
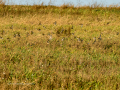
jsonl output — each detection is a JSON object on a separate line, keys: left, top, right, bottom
{"left": 0, "top": 1, "right": 120, "bottom": 90}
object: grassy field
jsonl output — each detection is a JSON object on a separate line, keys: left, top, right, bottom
{"left": 0, "top": 1, "right": 120, "bottom": 90}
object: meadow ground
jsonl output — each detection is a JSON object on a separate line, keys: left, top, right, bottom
{"left": 0, "top": 3, "right": 120, "bottom": 90}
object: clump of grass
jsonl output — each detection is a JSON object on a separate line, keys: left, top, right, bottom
{"left": 56, "top": 26, "right": 71, "bottom": 37}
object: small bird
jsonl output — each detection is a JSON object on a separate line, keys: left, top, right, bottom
{"left": 49, "top": 35, "right": 52, "bottom": 40}
{"left": 61, "top": 37, "right": 65, "bottom": 41}
{"left": 98, "top": 34, "right": 102, "bottom": 41}
{"left": 81, "top": 25, "right": 83, "bottom": 27}
{"left": 43, "top": 26, "right": 46, "bottom": 29}
{"left": 0, "top": 36, "right": 3, "bottom": 39}
{"left": 71, "top": 25, "right": 73, "bottom": 29}
{"left": 17, "top": 33, "right": 20, "bottom": 37}
{"left": 37, "top": 28, "right": 41, "bottom": 31}
{"left": 1, "top": 30, "right": 5, "bottom": 35}
{"left": 31, "top": 31, "right": 34, "bottom": 35}
{"left": 13, "top": 33, "right": 16, "bottom": 37}
{"left": 116, "top": 32, "right": 119, "bottom": 35}
{"left": 77, "top": 37, "right": 80, "bottom": 42}
{"left": 107, "top": 22, "right": 110, "bottom": 25}
{"left": 10, "top": 25, "right": 13, "bottom": 30}
{"left": 42, "top": 33, "right": 45, "bottom": 36}
{"left": 39, "top": 22, "right": 41, "bottom": 25}
{"left": 47, "top": 40, "right": 50, "bottom": 44}
{"left": 74, "top": 36, "right": 77, "bottom": 39}
{"left": 93, "top": 37, "right": 96, "bottom": 44}
{"left": 47, "top": 35, "right": 52, "bottom": 44}
{"left": 26, "top": 32, "right": 29, "bottom": 37}
{"left": 24, "top": 27, "right": 26, "bottom": 30}
{"left": 79, "top": 24, "right": 83, "bottom": 27}
{"left": 60, "top": 27, "right": 64, "bottom": 33}
{"left": 77, "top": 37, "right": 83, "bottom": 42}
{"left": 72, "top": 33, "right": 74, "bottom": 35}
{"left": 53, "top": 21, "right": 57, "bottom": 25}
